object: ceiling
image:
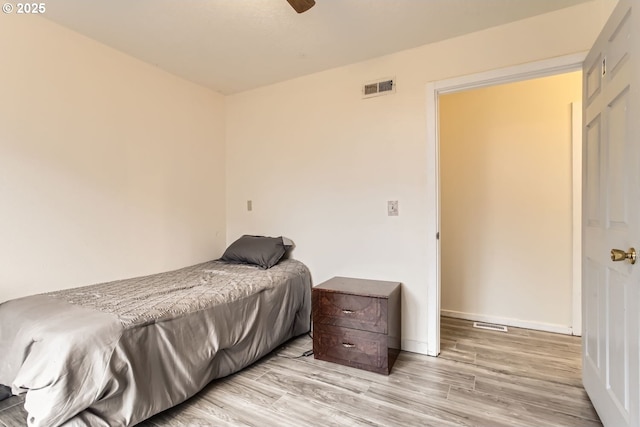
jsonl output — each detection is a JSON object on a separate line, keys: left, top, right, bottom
{"left": 43, "top": 0, "right": 592, "bottom": 95}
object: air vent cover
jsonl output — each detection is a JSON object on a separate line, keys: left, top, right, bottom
{"left": 362, "top": 77, "right": 395, "bottom": 99}
{"left": 473, "top": 322, "right": 508, "bottom": 332}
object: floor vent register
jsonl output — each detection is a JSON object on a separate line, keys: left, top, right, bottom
{"left": 473, "top": 322, "right": 508, "bottom": 333}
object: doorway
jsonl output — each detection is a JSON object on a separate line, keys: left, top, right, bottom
{"left": 439, "top": 71, "right": 581, "bottom": 335}
{"left": 425, "top": 53, "right": 586, "bottom": 356}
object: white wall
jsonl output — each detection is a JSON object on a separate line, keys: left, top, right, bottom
{"left": 439, "top": 72, "right": 582, "bottom": 331}
{"left": 0, "top": 17, "right": 227, "bottom": 302}
{"left": 226, "top": 2, "right": 609, "bottom": 352}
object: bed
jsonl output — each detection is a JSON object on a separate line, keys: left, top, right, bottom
{"left": 0, "top": 236, "right": 311, "bottom": 427}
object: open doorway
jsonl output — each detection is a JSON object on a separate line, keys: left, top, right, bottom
{"left": 424, "top": 53, "right": 586, "bottom": 356}
{"left": 438, "top": 71, "right": 581, "bottom": 335}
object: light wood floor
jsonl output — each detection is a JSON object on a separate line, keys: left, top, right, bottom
{"left": 0, "top": 317, "right": 601, "bottom": 427}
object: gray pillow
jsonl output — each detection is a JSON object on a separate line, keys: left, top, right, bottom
{"left": 220, "top": 235, "right": 291, "bottom": 269}
{"left": 0, "top": 385, "right": 11, "bottom": 401}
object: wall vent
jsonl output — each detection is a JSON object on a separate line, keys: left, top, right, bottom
{"left": 473, "top": 322, "right": 508, "bottom": 332}
{"left": 362, "top": 77, "right": 395, "bottom": 99}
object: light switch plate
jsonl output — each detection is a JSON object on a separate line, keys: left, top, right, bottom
{"left": 388, "top": 200, "right": 398, "bottom": 216}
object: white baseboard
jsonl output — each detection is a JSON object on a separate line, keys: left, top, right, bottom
{"left": 441, "top": 309, "right": 573, "bottom": 335}
{"left": 401, "top": 339, "right": 431, "bottom": 356}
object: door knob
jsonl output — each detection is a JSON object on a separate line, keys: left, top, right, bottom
{"left": 610, "top": 248, "right": 636, "bottom": 264}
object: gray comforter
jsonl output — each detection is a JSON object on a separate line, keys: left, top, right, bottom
{"left": 0, "top": 259, "right": 311, "bottom": 427}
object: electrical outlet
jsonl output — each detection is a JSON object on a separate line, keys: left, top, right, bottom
{"left": 247, "top": 200, "right": 252, "bottom": 211}
{"left": 388, "top": 200, "right": 398, "bottom": 216}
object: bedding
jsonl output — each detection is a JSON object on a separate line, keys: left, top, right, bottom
{"left": 0, "top": 258, "right": 311, "bottom": 427}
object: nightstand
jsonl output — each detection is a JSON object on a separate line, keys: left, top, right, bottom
{"left": 312, "top": 277, "right": 401, "bottom": 375}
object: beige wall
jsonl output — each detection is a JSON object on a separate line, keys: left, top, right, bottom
{"left": 439, "top": 72, "right": 582, "bottom": 330}
{"left": 0, "top": 17, "right": 227, "bottom": 302}
{"left": 226, "top": 3, "right": 608, "bottom": 351}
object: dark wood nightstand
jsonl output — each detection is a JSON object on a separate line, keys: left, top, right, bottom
{"left": 312, "top": 277, "right": 401, "bottom": 375}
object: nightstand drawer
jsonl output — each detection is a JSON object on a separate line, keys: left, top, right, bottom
{"left": 313, "top": 291, "right": 386, "bottom": 334}
{"left": 313, "top": 324, "right": 389, "bottom": 374}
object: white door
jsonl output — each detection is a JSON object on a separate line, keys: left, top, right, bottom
{"left": 582, "top": 1, "right": 639, "bottom": 426}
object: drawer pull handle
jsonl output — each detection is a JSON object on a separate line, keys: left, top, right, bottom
{"left": 341, "top": 309, "right": 354, "bottom": 314}
{"left": 342, "top": 342, "right": 356, "bottom": 348}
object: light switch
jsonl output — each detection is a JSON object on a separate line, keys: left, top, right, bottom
{"left": 247, "top": 200, "right": 252, "bottom": 211}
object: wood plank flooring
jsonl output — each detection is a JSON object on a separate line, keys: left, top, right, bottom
{"left": 0, "top": 317, "right": 601, "bottom": 426}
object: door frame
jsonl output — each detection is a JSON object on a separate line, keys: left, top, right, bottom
{"left": 425, "top": 52, "right": 586, "bottom": 356}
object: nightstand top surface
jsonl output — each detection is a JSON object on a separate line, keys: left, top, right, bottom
{"left": 313, "top": 276, "right": 400, "bottom": 298}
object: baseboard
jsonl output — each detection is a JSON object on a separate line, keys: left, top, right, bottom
{"left": 401, "top": 339, "right": 431, "bottom": 356}
{"left": 441, "top": 309, "right": 573, "bottom": 335}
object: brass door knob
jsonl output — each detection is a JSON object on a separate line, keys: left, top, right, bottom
{"left": 610, "top": 248, "right": 637, "bottom": 264}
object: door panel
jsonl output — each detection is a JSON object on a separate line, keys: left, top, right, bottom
{"left": 606, "top": 10, "right": 631, "bottom": 79}
{"left": 584, "top": 258, "right": 600, "bottom": 366}
{"left": 608, "top": 268, "right": 628, "bottom": 411}
{"left": 585, "top": 116, "right": 601, "bottom": 226}
{"left": 586, "top": 56, "right": 602, "bottom": 101}
{"left": 607, "top": 87, "right": 630, "bottom": 226}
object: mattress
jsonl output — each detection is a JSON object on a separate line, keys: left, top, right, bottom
{"left": 0, "top": 259, "right": 311, "bottom": 427}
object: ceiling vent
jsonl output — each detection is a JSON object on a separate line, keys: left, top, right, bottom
{"left": 362, "top": 77, "right": 395, "bottom": 99}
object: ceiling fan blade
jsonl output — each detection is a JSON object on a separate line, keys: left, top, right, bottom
{"left": 286, "top": 0, "right": 315, "bottom": 13}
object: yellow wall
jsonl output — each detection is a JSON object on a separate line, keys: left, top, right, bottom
{"left": 439, "top": 72, "right": 582, "bottom": 329}
{"left": 0, "top": 16, "right": 227, "bottom": 302}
